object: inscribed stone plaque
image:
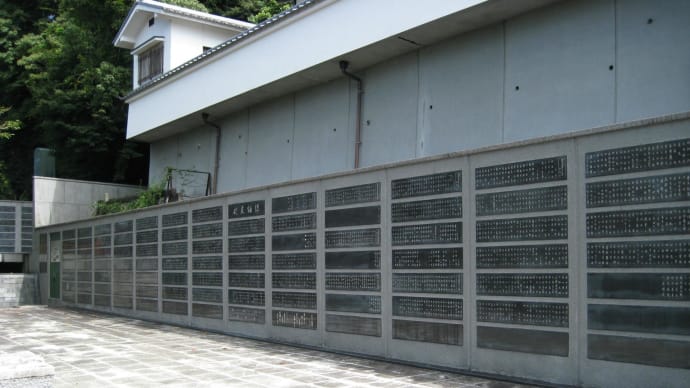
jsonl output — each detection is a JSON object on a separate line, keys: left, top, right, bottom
{"left": 588, "top": 304, "right": 690, "bottom": 335}
{"left": 475, "top": 156, "right": 567, "bottom": 190}
{"left": 62, "top": 272, "right": 75, "bottom": 281}
{"left": 136, "top": 258, "right": 157, "bottom": 271}
{"left": 192, "top": 303, "right": 223, "bottom": 319}
{"left": 585, "top": 138, "right": 690, "bottom": 178}
{"left": 162, "top": 257, "right": 187, "bottom": 271}
{"left": 78, "top": 227, "right": 92, "bottom": 238}
{"left": 228, "top": 219, "right": 265, "bottom": 236}
{"left": 326, "top": 251, "right": 380, "bottom": 269}
{"left": 476, "top": 216, "right": 567, "bottom": 242}
{"left": 136, "top": 216, "right": 158, "bottom": 230}
{"left": 192, "top": 256, "right": 222, "bottom": 270}
{"left": 392, "top": 273, "right": 461, "bottom": 294}
{"left": 62, "top": 230, "right": 75, "bottom": 239}
{"left": 325, "top": 273, "right": 380, "bottom": 291}
{"left": 392, "top": 248, "right": 462, "bottom": 269}
{"left": 228, "top": 306, "right": 265, "bottom": 324}
{"left": 393, "top": 296, "right": 462, "bottom": 320}
{"left": 114, "top": 233, "right": 133, "bottom": 246}
{"left": 162, "top": 212, "right": 187, "bottom": 227}
{"left": 113, "top": 272, "right": 133, "bottom": 283}
{"left": 136, "top": 272, "right": 157, "bottom": 285}
{"left": 77, "top": 272, "right": 92, "bottom": 282}
{"left": 393, "top": 320, "right": 462, "bottom": 345}
{"left": 392, "top": 197, "right": 461, "bottom": 223}
{"left": 272, "top": 292, "right": 316, "bottom": 310}
{"left": 588, "top": 334, "right": 690, "bottom": 369}
{"left": 135, "top": 244, "right": 157, "bottom": 257}
{"left": 391, "top": 171, "right": 462, "bottom": 199}
{"left": 228, "top": 289, "right": 265, "bottom": 306}
{"left": 587, "top": 240, "right": 690, "bottom": 268}
{"left": 136, "top": 230, "right": 157, "bottom": 244}
{"left": 162, "top": 287, "right": 187, "bottom": 300}
{"left": 325, "top": 229, "right": 380, "bottom": 248}
{"left": 228, "top": 200, "right": 264, "bottom": 219}
{"left": 476, "top": 186, "right": 567, "bottom": 216}
{"left": 94, "top": 224, "right": 111, "bottom": 236}
{"left": 192, "top": 223, "right": 222, "bottom": 239}
{"left": 136, "top": 299, "right": 158, "bottom": 312}
{"left": 272, "top": 272, "right": 316, "bottom": 289}
{"left": 228, "top": 272, "right": 264, "bottom": 288}
{"left": 326, "top": 314, "right": 381, "bottom": 337}
{"left": 272, "top": 253, "right": 316, "bottom": 269}
{"left": 62, "top": 293, "right": 75, "bottom": 303}
{"left": 586, "top": 207, "right": 690, "bottom": 237}
{"left": 94, "top": 295, "right": 110, "bottom": 307}
{"left": 77, "top": 294, "right": 92, "bottom": 305}
{"left": 77, "top": 237, "right": 91, "bottom": 249}
{"left": 272, "top": 213, "right": 316, "bottom": 232}
{"left": 272, "top": 310, "right": 317, "bottom": 330}
{"left": 62, "top": 240, "right": 76, "bottom": 251}
{"left": 326, "top": 294, "right": 381, "bottom": 314}
{"left": 326, "top": 183, "right": 380, "bottom": 207}
{"left": 192, "top": 206, "right": 222, "bottom": 223}
{"left": 229, "top": 236, "right": 264, "bottom": 252}
{"left": 392, "top": 222, "right": 461, "bottom": 246}
{"left": 113, "top": 296, "right": 132, "bottom": 309}
{"left": 192, "top": 239, "right": 222, "bottom": 255}
{"left": 228, "top": 254, "right": 264, "bottom": 269}
{"left": 588, "top": 273, "right": 690, "bottom": 300}
{"left": 162, "top": 272, "right": 187, "bottom": 286}
{"left": 272, "top": 233, "right": 316, "bottom": 251}
{"left": 587, "top": 173, "right": 690, "bottom": 208}
{"left": 272, "top": 192, "right": 316, "bottom": 214}
{"left": 192, "top": 272, "right": 222, "bottom": 287}
{"left": 478, "top": 301, "right": 568, "bottom": 327}
{"left": 114, "top": 246, "right": 133, "bottom": 258}
{"left": 193, "top": 288, "right": 223, "bottom": 303}
{"left": 325, "top": 206, "right": 380, "bottom": 228}
{"left": 94, "top": 272, "right": 111, "bottom": 282}
{"left": 162, "top": 226, "right": 187, "bottom": 242}
{"left": 136, "top": 285, "right": 158, "bottom": 298}
{"left": 476, "top": 244, "right": 568, "bottom": 269}
{"left": 114, "top": 220, "right": 133, "bottom": 233}
{"left": 162, "top": 301, "right": 188, "bottom": 315}
{"left": 477, "top": 326, "right": 568, "bottom": 356}
{"left": 162, "top": 242, "right": 187, "bottom": 256}
{"left": 94, "top": 283, "right": 110, "bottom": 294}
{"left": 477, "top": 273, "right": 568, "bottom": 297}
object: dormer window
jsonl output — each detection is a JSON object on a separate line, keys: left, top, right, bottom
{"left": 138, "top": 43, "right": 163, "bottom": 85}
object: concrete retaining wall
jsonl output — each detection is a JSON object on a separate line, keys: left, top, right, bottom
{"left": 0, "top": 274, "right": 37, "bottom": 307}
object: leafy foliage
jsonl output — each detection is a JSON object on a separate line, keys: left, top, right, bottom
{"left": 248, "top": 0, "right": 291, "bottom": 23}
{"left": 92, "top": 183, "right": 165, "bottom": 216}
{"left": 161, "top": 0, "right": 209, "bottom": 12}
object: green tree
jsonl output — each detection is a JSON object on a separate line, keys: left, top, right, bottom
{"left": 161, "top": 0, "right": 208, "bottom": 12}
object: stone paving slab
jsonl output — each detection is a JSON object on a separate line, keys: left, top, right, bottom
{"left": 0, "top": 306, "right": 537, "bottom": 388}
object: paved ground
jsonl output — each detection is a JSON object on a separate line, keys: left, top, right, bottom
{"left": 0, "top": 306, "right": 535, "bottom": 387}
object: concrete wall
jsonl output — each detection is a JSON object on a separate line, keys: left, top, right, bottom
{"left": 37, "top": 113, "right": 690, "bottom": 387}
{"left": 33, "top": 177, "right": 145, "bottom": 228}
{"left": 149, "top": 0, "right": 690, "bottom": 195}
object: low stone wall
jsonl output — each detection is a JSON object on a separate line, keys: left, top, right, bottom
{"left": 0, "top": 274, "right": 37, "bottom": 307}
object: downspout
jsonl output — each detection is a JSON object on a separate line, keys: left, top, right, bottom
{"left": 339, "top": 61, "right": 363, "bottom": 169}
{"left": 202, "top": 112, "right": 221, "bottom": 195}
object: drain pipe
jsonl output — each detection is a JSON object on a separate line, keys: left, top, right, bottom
{"left": 202, "top": 112, "right": 221, "bottom": 195}
{"left": 340, "top": 61, "right": 363, "bottom": 169}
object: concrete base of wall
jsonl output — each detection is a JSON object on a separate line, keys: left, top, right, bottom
{"left": 0, "top": 275, "right": 38, "bottom": 308}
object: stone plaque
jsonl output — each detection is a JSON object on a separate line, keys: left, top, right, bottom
{"left": 477, "top": 274, "right": 568, "bottom": 297}
{"left": 476, "top": 186, "right": 567, "bottom": 216}
{"left": 475, "top": 156, "right": 567, "bottom": 190}
{"left": 585, "top": 138, "right": 690, "bottom": 178}
{"left": 476, "top": 244, "right": 568, "bottom": 268}
{"left": 587, "top": 173, "right": 690, "bottom": 208}
{"left": 326, "top": 294, "right": 381, "bottom": 314}
{"left": 588, "top": 273, "right": 690, "bottom": 300}
{"left": 272, "top": 253, "right": 316, "bottom": 270}
{"left": 325, "top": 228, "right": 380, "bottom": 248}
{"left": 113, "top": 272, "right": 133, "bottom": 284}
{"left": 78, "top": 227, "right": 92, "bottom": 238}
{"left": 62, "top": 293, "right": 75, "bottom": 304}
{"left": 586, "top": 207, "right": 690, "bottom": 237}
{"left": 228, "top": 289, "right": 265, "bottom": 306}
{"left": 272, "top": 192, "right": 316, "bottom": 214}
{"left": 228, "top": 219, "right": 265, "bottom": 236}
{"left": 392, "top": 171, "right": 462, "bottom": 199}
{"left": 272, "top": 272, "right": 316, "bottom": 289}
{"left": 162, "top": 273, "right": 187, "bottom": 286}
{"left": 228, "top": 200, "right": 264, "bottom": 219}
{"left": 62, "top": 240, "right": 76, "bottom": 251}
{"left": 136, "top": 216, "right": 158, "bottom": 230}
{"left": 193, "top": 288, "right": 223, "bottom": 303}
{"left": 588, "top": 304, "right": 690, "bottom": 336}
{"left": 162, "top": 226, "right": 187, "bottom": 242}
{"left": 62, "top": 272, "right": 75, "bottom": 281}
{"left": 393, "top": 320, "right": 462, "bottom": 345}
{"left": 393, "top": 273, "right": 461, "bottom": 294}
{"left": 272, "top": 233, "right": 316, "bottom": 251}
{"left": 192, "top": 223, "right": 222, "bottom": 239}
{"left": 588, "top": 334, "right": 690, "bottom": 369}
{"left": 94, "top": 295, "right": 110, "bottom": 307}
{"left": 114, "top": 233, "right": 133, "bottom": 246}
{"left": 192, "top": 206, "right": 222, "bottom": 223}
{"left": 476, "top": 216, "right": 567, "bottom": 242}
{"left": 228, "top": 254, "right": 264, "bottom": 269}
{"left": 393, "top": 296, "right": 462, "bottom": 320}
{"left": 326, "top": 314, "right": 381, "bottom": 337}
{"left": 192, "top": 272, "right": 222, "bottom": 287}
{"left": 392, "top": 197, "right": 461, "bottom": 223}
{"left": 228, "top": 306, "right": 265, "bottom": 324}
{"left": 325, "top": 273, "right": 380, "bottom": 291}
{"left": 228, "top": 272, "right": 265, "bottom": 288}
{"left": 162, "top": 257, "right": 187, "bottom": 271}
{"left": 392, "top": 222, "right": 462, "bottom": 246}
{"left": 62, "top": 230, "right": 75, "bottom": 239}
{"left": 326, "top": 183, "right": 380, "bottom": 207}
{"left": 94, "top": 224, "right": 111, "bottom": 236}
{"left": 272, "top": 213, "right": 316, "bottom": 232}
{"left": 229, "top": 236, "right": 265, "bottom": 252}
{"left": 192, "top": 303, "right": 223, "bottom": 319}
{"left": 272, "top": 310, "right": 317, "bottom": 330}
{"left": 77, "top": 237, "right": 91, "bottom": 249}
{"left": 77, "top": 272, "right": 91, "bottom": 282}
{"left": 136, "top": 258, "right": 157, "bottom": 271}
{"left": 162, "top": 242, "right": 188, "bottom": 256}
{"left": 392, "top": 248, "right": 462, "bottom": 269}
{"left": 192, "top": 256, "right": 222, "bottom": 270}
{"left": 587, "top": 240, "right": 690, "bottom": 268}
{"left": 114, "top": 246, "right": 133, "bottom": 258}
{"left": 77, "top": 294, "right": 92, "bottom": 305}
{"left": 113, "top": 296, "right": 132, "bottom": 309}
{"left": 136, "top": 285, "right": 158, "bottom": 298}
{"left": 162, "top": 301, "right": 188, "bottom": 315}
{"left": 114, "top": 220, "right": 133, "bottom": 233}
{"left": 272, "top": 292, "right": 316, "bottom": 310}
{"left": 325, "top": 206, "right": 380, "bottom": 228}
{"left": 136, "top": 272, "right": 157, "bottom": 285}
{"left": 162, "top": 212, "right": 187, "bottom": 227}
{"left": 478, "top": 301, "right": 568, "bottom": 327}
{"left": 477, "top": 326, "right": 568, "bottom": 356}
{"left": 192, "top": 239, "right": 222, "bottom": 255}
{"left": 135, "top": 244, "right": 157, "bottom": 257}
{"left": 136, "top": 230, "right": 158, "bottom": 244}
{"left": 94, "top": 283, "right": 110, "bottom": 294}
{"left": 326, "top": 251, "right": 380, "bottom": 269}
